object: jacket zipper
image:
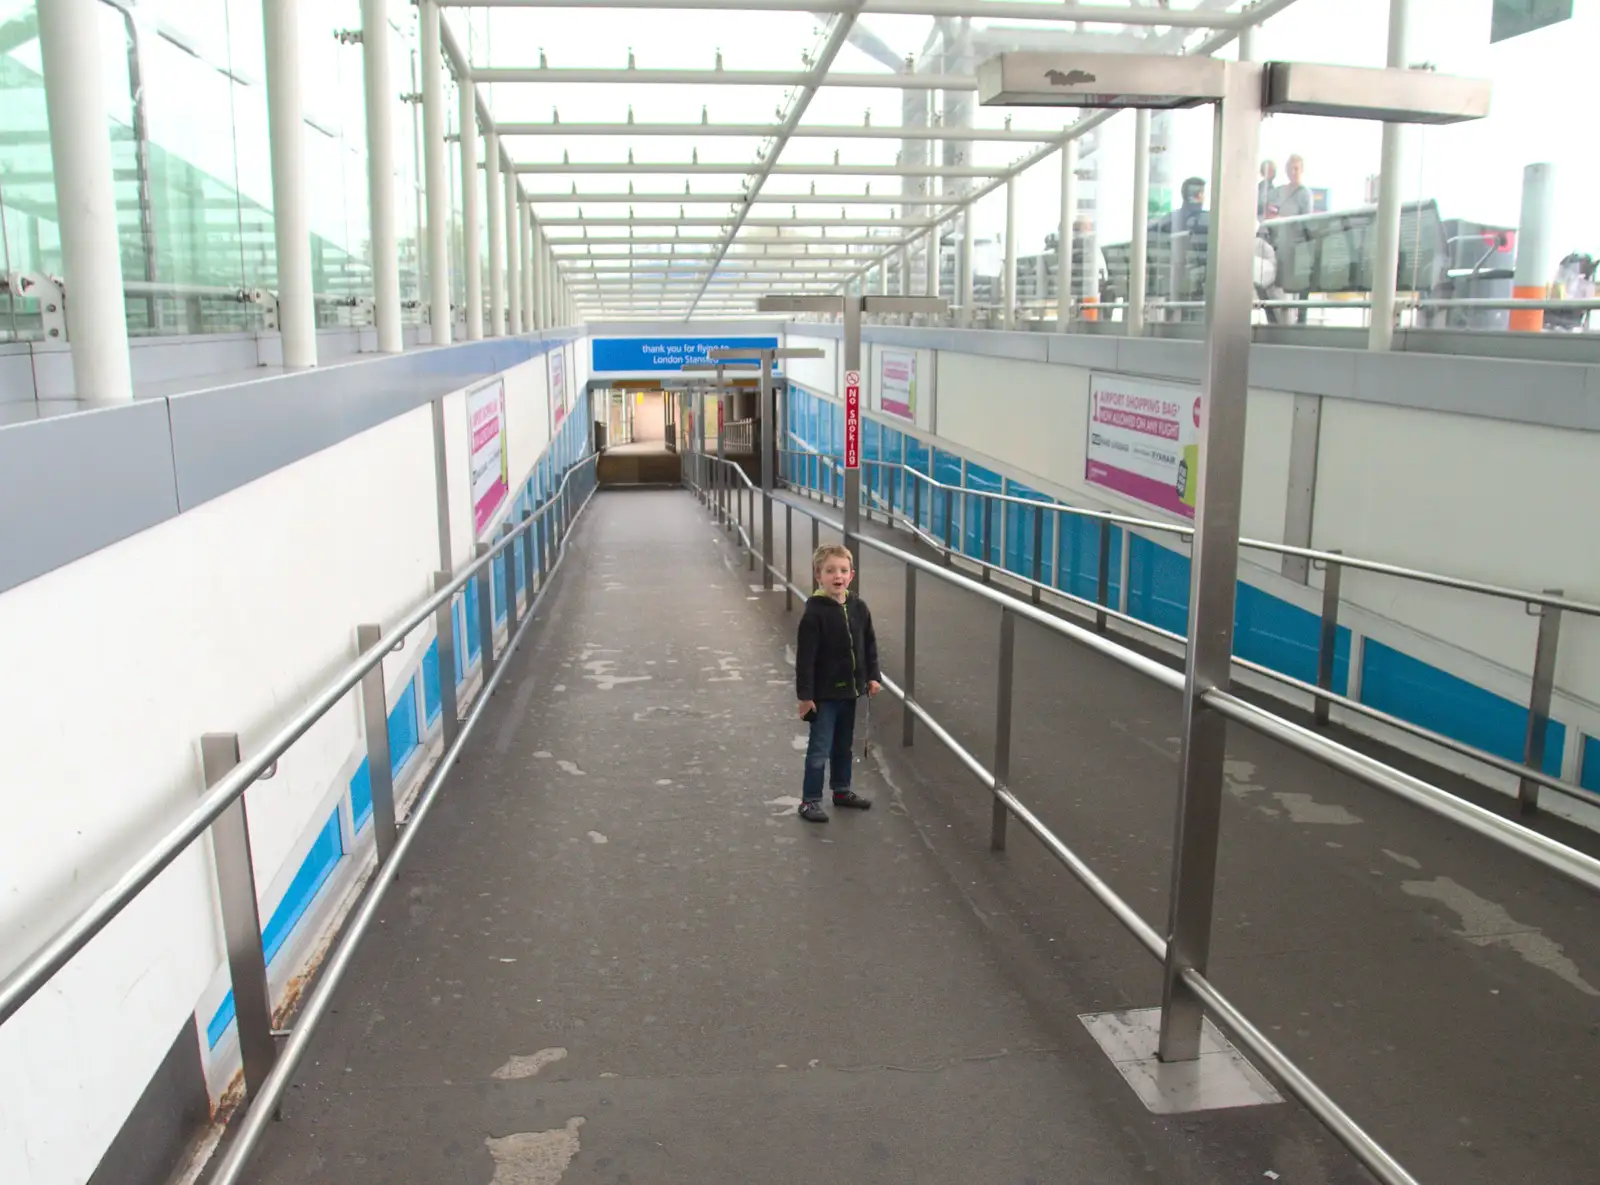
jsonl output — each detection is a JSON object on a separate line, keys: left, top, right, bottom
{"left": 839, "top": 598, "right": 857, "bottom": 689}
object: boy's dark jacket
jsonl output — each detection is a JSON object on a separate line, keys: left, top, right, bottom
{"left": 796, "top": 593, "right": 881, "bottom": 701}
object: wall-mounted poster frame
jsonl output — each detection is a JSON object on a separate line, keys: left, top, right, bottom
{"left": 1085, "top": 371, "right": 1200, "bottom": 520}
{"left": 879, "top": 348, "right": 916, "bottom": 421}
{"left": 468, "top": 377, "right": 509, "bottom": 537}
{"left": 549, "top": 347, "right": 568, "bottom": 428}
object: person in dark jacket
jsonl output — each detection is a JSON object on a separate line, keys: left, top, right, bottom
{"left": 794, "top": 543, "right": 881, "bottom": 823}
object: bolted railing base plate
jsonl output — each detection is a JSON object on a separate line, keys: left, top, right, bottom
{"left": 1078, "top": 1007, "right": 1282, "bottom": 1115}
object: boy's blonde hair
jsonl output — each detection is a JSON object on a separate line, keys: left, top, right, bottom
{"left": 812, "top": 543, "right": 853, "bottom": 581}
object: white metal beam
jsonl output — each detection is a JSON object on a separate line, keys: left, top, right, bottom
{"left": 554, "top": 250, "right": 886, "bottom": 258}
{"left": 684, "top": 6, "right": 863, "bottom": 318}
{"left": 556, "top": 258, "right": 882, "bottom": 267}
{"left": 572, "top": 279, "right": 862, "bottom": 286}
{"left": 563, "top": 260, "right": 871, "bottom": 269}
{"left": 548, "top": 234, "right": 902, "bottom": 244}
{"left": 472, "top": 67, "right": 971, "bottom": 89}
{"left": 442, "top": 0, "right": 1244, "bottom": 29}
{"left": 497, "top": 121, "right": 1061, "bottom": 142}
{"left": 537, "top": 216, "right": 930, "bottom": 227}
{"left": 571, "top": 270, "right": 847, "bottom": 278}
{"left": 514, "top": 162, "right": 1008, "bottom": 177}
{"left": 522, "top": 192, "right": 967, "bottom": 206}
{"left": 567, "top": 262, "right": 864, "bottom": 272}
{"left": 571, "top": 283, "right": 847, "bottom": 290}
{"left": 570, "top": 272, "right": 860, "bottom": 281}
{"left": 836, "top": 0, "right": 1304, "bottom": 286}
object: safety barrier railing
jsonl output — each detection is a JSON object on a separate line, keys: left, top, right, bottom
{"left": 0, "top": 451, "right": 599, "bottom": 1185}
{"left": 686, "top": 449, "right": 1600, "bottom": 1185}
{"left": 795, "top": 294, "right": 1600, "bottom": 334}
{"left": 774, "top": 443, "right": 1600, "bottom": 817}
{"left": 721, "top": 418, "right": 756, "bottom": 455}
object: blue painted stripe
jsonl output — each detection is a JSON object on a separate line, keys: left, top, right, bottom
{"left": 261, "top": 810, "right": 344, "bottom": 964}
{"left": 1057, "top": 514, "right": 1122, "bottom": 606}
{"left": 1127, "top": 533, "right": 1191, "bottom": 637}
{"left": 389, "top": 681, "right": 419, "bottom": 777}
{"left": 964, "top": 463, "right": 1001, "bottom": 563}
{"left": 453, "top": 602, "right": 468, "bottom": 685}
{"left": 350, "top": 758, "right": 373, "bottom": 831}
{"left": 932, "top": 449, "right": 961, "bottom": 540}
{"left": 464, "top": 578, "right": 481, "bottom": 661}
{"left": 1234, "top": 581, "right": 1350, "bottom": 692}
{"left": 206, "top": 807, "right": 344, "bottom": 1049}
{"left": 1582, "top": 736, "right": 1600, "bottom": 794}
{"left": 422, "top": 639, "right": 442, "bottom": 726}
{"left": 351, "top": 677, "right": 422, "bottom": 831}
{"left": 1361, "top": 640, "right": 1566, "bottom": 776}
{"left": 905, "top": 438, "right": 933, "bottom": 531}
{"left": 1003, "top": 478, "right": 1053, "bottom": 580}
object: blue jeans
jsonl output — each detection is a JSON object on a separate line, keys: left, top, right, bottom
{"left": 802, "top": 698, "right": 858, "bottom": 803}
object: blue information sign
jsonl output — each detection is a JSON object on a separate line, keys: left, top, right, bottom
{"left": 591, "top": 336, "right": 780, "bottom": 373}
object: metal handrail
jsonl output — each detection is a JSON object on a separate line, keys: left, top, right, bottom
{"left": 778, "top": 446, "right": 1600, "bottom": 619}
{"left": 690, "top": 452, "right": 1531, "bottom": 1185}
{"left": 1142, "top": 297, "right": 1600, "bottom": 313}
{"left": 719, "top": 452, "right": 1600, "bottom": 894}
{"left": 203, "top": 464, "right": 600, "bottom": 1185}
{"left": 775, "top": 442, "right": 1598, "bottom": 809}
{"left": 0, "top": 452, "right": 598, "bottom": 1032}
{"left": 722, "top": 417, "right": 756, "bottom": 454}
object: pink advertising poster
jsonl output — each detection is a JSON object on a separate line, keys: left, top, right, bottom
{"left": 549, "top": 347, "right": 567, "bottom": 428}
{"left": 469, "top": 378, "right": 508, "bottom": 537}
{"left": 1084, "top": 372, "right": 1200, "bottom": 520}
{"left": 878, "top": 348, "right": 916, "bottom": 421}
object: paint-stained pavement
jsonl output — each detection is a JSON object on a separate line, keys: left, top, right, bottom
{"left": 231, "top": 490, "right": 1380, "bottom": 1185}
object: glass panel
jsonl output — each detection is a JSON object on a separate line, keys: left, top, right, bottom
{"left": 0, "top": 0, "right": 49, "bottom": 342}
{"left": 1408, "top": 0, "right": 1598, "bottom": 335}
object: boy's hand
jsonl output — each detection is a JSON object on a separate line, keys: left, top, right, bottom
{"left": 798, "top": 700, "right": 816, "bottom": 719}
{"left": 867, "top": 681, "right": 882, "bottom": 697}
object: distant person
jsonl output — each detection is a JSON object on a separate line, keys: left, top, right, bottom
{"left": 1549, "top": 252, "right": 1596, "bottom": 332}
{"left": 1255, "top": 221, "right": 1285, "bottom": 323}
{"left": 794, "top": 544, "right": 880, "bottom": 823}
{"left": 1269, "top": 155, "right": 1312, "bottom": 218}
{"left": 1268, "top": 155, "right": 1313, "bottom": 322}
{"left": 1171, "top": 177, "right": 1207, "bottom": 237}
{"left": 1258, "top": 160, "right": 1277, "bottom": 217}
{"left": 1155, "top": 177, "right": 1211, "bottom": 313}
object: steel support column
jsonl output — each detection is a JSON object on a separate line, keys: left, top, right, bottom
{"left": 485, "top": 127, "right": 504, "bottom": 336}
{"left": 1158, "top": 61, "right": 1262, "bottom": 1064}
{"left": 37, "top": 0, "right": 133, "bottom": 397}
{"left": 1368, "top": 0, "right": 1411, "bottom": 351}
{"left": 361, "top": 0, "right": 402, "bottom": 352}
{"left": 420, "top": 0, "right": 452, "bottom": 344}
{"left": 459, "top": 81, "right": 482, "bottom": 339}
{"left": 1058, "top": 137, "right": 1078, "bottom": 332}
{"left": 262, "top": 0, "right": 317, "bottom": 367}
{"left": 1128, "top": 107, "right": 1151, "bottom": 337}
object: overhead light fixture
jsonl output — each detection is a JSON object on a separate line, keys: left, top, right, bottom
{"left": 976, "top": 53, "right": 1226, "bottom": 110}
{"left": 1263, "top": 62, "right": 1490, "bottom": 124}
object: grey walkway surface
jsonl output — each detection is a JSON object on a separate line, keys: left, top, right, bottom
{"left": 232, "top": 489, "right": 1370, "bottom": 1185}
{"left": 754, "top": 486, "right": 1600, "bottom": 1185}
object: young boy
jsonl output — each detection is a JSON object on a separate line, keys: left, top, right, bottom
{"left": 794, "top": 544, "right": 882, "bottom": 823}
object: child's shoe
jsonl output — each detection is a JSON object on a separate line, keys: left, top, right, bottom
{"left": 798, "top": 800, "right": 829, "bottom": 823}
{"left": 832, "top": 790, "right": 872, "bottom": 810}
